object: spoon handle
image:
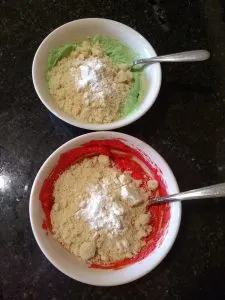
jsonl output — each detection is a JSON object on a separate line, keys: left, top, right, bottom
{"left": 152, "top": 183, "right": 225, "bottom": 205}
{"left": 133, "top": 50, "right": 210, "bottom": 65}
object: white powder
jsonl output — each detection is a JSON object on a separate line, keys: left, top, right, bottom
{"left": 75, "top": 58, "right": 103, "bottom": 89}
{"left": 70, "top": 57, "right": 114, "bottom": 107}
{"left": 76, "top": 181, "right": 124, "bottom": 232}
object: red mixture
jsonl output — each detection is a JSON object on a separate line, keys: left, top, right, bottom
{"left": 39, "top": 139, "right": 170, "bottom": 269}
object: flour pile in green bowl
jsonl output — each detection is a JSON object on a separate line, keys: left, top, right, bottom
{"left": 47, "top": 36, "right": 141, "bottom": 123}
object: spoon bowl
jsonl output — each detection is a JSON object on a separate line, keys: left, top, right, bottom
{"left": 29, "top": 131, "right": 181, "bottom": 286}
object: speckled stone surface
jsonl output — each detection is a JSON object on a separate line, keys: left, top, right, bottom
{"left": 1, "top": 0, "right": 225, "bottom": 299}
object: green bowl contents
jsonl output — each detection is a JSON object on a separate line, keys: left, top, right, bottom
{"left": 47, "top": 36, "right": 142, "bottom": 123}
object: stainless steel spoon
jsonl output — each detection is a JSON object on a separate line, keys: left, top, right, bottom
{"left": 151, "top": 183, "right": 225, "bottom": 205}
{"left": 132, "top": 49, "right": 210, "bottom": 67}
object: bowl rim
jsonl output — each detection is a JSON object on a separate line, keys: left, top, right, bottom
{"left": 32, "top": 18, "right": 162, "bottom": 131}
{"left": 29, "top": 131, "right": 181, "bottom": 286}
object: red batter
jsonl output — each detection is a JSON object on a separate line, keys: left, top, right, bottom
{"left": 39, "top": 139, "right": 170, "bottom": 269}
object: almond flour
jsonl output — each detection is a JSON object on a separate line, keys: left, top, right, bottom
{"left": 51, "top": 155, "right": 158, "bottom": 264}
{"left": 48, "top": 41, "right": 133, "bottom": 124}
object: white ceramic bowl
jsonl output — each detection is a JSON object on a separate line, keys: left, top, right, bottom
{"left": 29, "top": 132, "right": 181, "bottom": 286}
{"left": 32, "top": 18, "right": 161, "bottom": 130}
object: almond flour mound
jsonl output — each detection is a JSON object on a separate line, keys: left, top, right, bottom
{"left": 48, "top": 41, "right": 133, "bottom": 123}
{"left": 51, "top": 155, "right": 158, "bottom": 264}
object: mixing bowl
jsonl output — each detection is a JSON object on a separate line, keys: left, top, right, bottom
{"left": 29, "top": 132, "right": 181, "bottom": 286}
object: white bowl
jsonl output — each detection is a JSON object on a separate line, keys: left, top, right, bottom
{"left": 32, "top": 18, "right": 161, "bottom": 130}
{"left": 29, "top": 132, "right": 181, "bottom": 286}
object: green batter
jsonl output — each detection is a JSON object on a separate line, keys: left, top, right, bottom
{"left": 47, "top": 36, "right": 141, "bottom": 117}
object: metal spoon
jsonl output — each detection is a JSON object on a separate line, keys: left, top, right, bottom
{"left": 132, "top": 49, "right": 210, "bottom": 67}
{"left": 151, "top": 183, "right": 225, "bottom": 205}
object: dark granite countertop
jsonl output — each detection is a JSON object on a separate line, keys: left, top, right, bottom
{"left": 1, "top": 0, "right": 225, "bottom": 299}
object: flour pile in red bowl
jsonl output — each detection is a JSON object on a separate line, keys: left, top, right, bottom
{"left": 39, "top": 139, "right": 170, "bottom": 269}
